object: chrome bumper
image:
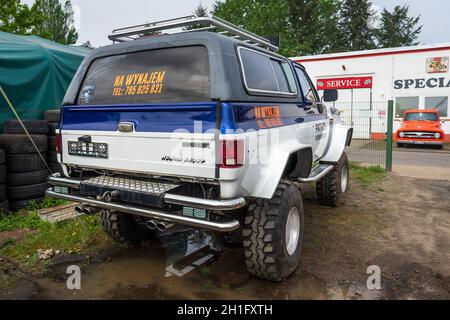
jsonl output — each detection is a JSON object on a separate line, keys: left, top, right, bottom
{"left": 47, "top": 173, "right": 245, "bottom": 232}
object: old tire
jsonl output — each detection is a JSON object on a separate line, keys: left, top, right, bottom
{"left": 3, "top": 120, "right": 49, "bottom": 135}
{"left": 44, "top": 110, "right": 61, "bottom": 123}
{"left": 100, "top": 210, "right": 156, "bottom": 245}
{"left": 9, "top": 198, "right": 44, "bottom": 212}
{"left": 0, "top": 200, "right": 9, "bottom": 212}
{"left": 7, "top": 182, "right": 49, "bottom": 201}
{"left": 317, "top": 152, "right": 349, "bottom": 207}
{"left": 48, "top": 136, "right": 56, "bottom": 151}
{"left": 7, "top": 169, "right": 49, "bottom": 187}
{"left": 48, "top": 123, "right": 58, "bottom": 136}
{"left": 0, "top": 134, "right": 47, "bottom": 154}
{"left": 48, "top": 150, "right": 58, "bottom": 163}
{"left": 0, "top": 184, "right": 6, "bottom": 202}
{"left": 0, "top": 165, "right": 6, "bottom": 184}
{"left": 5, "top": 153, "right": 47, "bottom": 173}
{"left": 243, "top": 181, "right": 304, "bottom": 282}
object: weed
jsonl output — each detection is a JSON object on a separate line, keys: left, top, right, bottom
{"left": 349, "top": 162, "right": 385, "bottom": 187}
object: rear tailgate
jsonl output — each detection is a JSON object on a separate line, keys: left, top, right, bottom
{"left": 60, "top": 103, "right": 218, "bottom": 179}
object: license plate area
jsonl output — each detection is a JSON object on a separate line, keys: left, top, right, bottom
{"left": 68, "top": 141, "right": 108, "bottom": 158}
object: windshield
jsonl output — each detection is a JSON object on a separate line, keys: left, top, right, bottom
{"left": 404, "top": 112, "right": 438, "bottom": 121}
{"left": 78, "top": 46, "right": 210, "bottom": 105}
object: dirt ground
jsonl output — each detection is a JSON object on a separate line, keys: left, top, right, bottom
{"left": 1, "top": 172, "right": 450, "bottom": 300}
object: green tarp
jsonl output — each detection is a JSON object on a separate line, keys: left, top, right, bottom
{"left": 0, "top": 32, "right": 89, "bottom": 128}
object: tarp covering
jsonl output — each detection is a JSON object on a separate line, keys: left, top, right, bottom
{"left": 0, "top": 32, "right": 89, "bottom": 128}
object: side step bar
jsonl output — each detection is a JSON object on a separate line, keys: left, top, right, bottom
{"left": 46, "top": 189, "right": 240, "bottom": 233}
{"left": 298, "top": 164, "right": 334, "bottom": 183}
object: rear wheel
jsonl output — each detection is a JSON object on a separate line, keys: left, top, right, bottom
{"left": 397, "top": 143, "right": 404, "bottom": 148}
{"left": 100, "top": 210, "right": 156, "bottom": 245}
{"left": 243, "top": 180, "right": 304, "bottom": 282}
{"left": 316, "top": 152, "right": 349, "bottom": 207}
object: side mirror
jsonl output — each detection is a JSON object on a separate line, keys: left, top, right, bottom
{"left": 323, "top": 89, "right": 338, "bottom": 102}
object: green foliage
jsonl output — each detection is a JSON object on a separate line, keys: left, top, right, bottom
{"left": 0, "top": 211, "right": 49, "bottom": 232}
{"left": 0, "top": 0, "right": 43, "bottom": 34}
{"left": 337, "top": 0, "right": 376, "bottom": 51}
{"left": 375, "top": 5, "right": 422, "bottom": 48}
{"left": 185, "top": 2, "right": 210, "bottom": 31}
{"left": 33, "top": 0, "right": 78, "bottom": 44}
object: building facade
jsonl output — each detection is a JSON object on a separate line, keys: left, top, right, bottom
{"left": 292, "top": 43, "right": 450, "bottom": 142}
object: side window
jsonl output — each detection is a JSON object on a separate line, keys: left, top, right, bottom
{"left": 239, "top": 47, "right": 297, "bottom": 96}
{"left": 295, "top": 67, "right": 319, "bottom": 103}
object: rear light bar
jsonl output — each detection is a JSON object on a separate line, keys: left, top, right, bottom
{"left": 219, "top": 139, "right": 244, "bottom": 168}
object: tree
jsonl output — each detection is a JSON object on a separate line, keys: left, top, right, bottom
{"left": 337, "top": 0, "right": 376, "bottom": 51}
{"left": 185, "top": 2, "right": 209, "bottom": 30}
{"left": 34, "top": 0, "right": 78, "bottom": 45}
{"left": 375, "top": 5, "right": 422, "bottom": 48}
{"left": 0, "top": 0, "right": 42, "bottom": 34}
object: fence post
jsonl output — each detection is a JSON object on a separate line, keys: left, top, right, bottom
{"left": 385, "top": 100, "right": 394, "bottom": 172}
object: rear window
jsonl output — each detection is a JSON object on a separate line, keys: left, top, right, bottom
{"left": 78, "top": 46, "right": 210, "bottom": 105}
{"left": 404, "top": 112, "right": 438, "bottom": 121}
{"left": 238, "top": 47, "right": 297, "bottom": 96}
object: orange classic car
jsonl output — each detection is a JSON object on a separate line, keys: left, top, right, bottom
{"left": 396, "top": 109, "right": 445, "bottom": 149}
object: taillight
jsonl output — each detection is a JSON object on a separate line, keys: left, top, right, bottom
{"left": 219, "top": 139, "right": 244, "bottom": 168}
{"left": 55, "top": 131, "right": 62, "bottom": 154}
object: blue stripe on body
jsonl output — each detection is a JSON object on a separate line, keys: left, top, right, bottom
{"left": 60, "top": 102, "right": 325, "bottom": 134}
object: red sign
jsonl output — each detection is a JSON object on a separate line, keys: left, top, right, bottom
{"left": 317, "top": 76, "right": 373, "bottom": 90}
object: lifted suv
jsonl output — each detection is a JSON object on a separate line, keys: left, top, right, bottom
{"left": 48, "top": 16, "right": 352, "bottom": 281}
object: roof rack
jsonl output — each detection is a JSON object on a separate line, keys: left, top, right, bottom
{"left": 108, "top": 15, "right": 279, "bottom": 52}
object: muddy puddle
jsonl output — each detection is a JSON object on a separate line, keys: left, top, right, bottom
{"left": 10, "top": 227, "right": 382, "bottom": 300}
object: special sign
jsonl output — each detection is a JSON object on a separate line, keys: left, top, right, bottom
{"left": 112, "top": 71, "right": 166, "bottom": 97}
{"left": 317, "top": 76, "right": 373, "bottom": 90}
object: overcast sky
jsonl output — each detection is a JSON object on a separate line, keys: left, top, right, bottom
{"left": 22, "top": 0, "right": 450, "bottom": 48}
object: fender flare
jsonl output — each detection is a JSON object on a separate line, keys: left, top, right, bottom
{"left": 321, "top": 122, "right": 353, "bottom": 163}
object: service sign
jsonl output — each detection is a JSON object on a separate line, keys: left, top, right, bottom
{"left": 426, "top": 57, "right": 449, "bottom": 73}
{"left": 316, "top": 76, "right": 373, "bottom": 90}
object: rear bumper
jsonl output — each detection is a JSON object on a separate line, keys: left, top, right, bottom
{"left": 47, "top": 173, "right": 245, "bottom": 232}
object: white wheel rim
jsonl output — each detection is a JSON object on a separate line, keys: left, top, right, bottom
{"left": 285, "top": 207, "right": 300, "bottom": 256}
{"left": 341, "top": 165, "right": 349, "bottom": 193}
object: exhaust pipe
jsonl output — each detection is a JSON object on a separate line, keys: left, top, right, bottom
{"left": 146, "top": 220, "right": 158, "bottom": 230}
{"left": 83, "top": 205, "right": 98, "bottom": 215}
{"left": 75, "top": 205, "right": 86, "bottom": 214}
{"left": 156, "top": 221, "right": 174, "bottom": 232}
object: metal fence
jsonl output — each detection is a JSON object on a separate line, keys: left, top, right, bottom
{"left": 331, "top": 100, "right": 390, "bottom": 168}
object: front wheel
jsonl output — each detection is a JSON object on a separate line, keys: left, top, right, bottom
{"left": 316, "top": 152, "right": 349, "bottom": 207}
{"left": 243, "top": 181, "right": 304, "bottom": 282}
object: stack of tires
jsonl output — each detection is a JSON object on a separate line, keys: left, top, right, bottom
{"left": 45, "top": 110, "right": 63, "bottom": 174}
{"left": 0, "top": 120, "right": 49, "bottom": 211}
{"left": 0, "top": 149, "right": 7, "bottom": 212}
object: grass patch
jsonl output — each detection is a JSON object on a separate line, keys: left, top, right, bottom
{"left": 26, "top": 197, "right": 69, "bottom": 211}
{"left": 350, "top": 162, "right": 385, "bottom": 187}
{"left": 0, "top": 211, "right": 110, "bottom": 275}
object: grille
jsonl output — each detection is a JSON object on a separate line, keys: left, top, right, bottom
{"left": 81, "top": 176, "right": 179, "bottom": 195}
{"left": 403, "top": 132, "right": 436, "bottom": 139}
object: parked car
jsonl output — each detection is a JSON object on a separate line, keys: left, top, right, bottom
{"left": 47, "top": 16, "right": 352, "bottom": 281}
{"left": 396, "top": 109, "right": 445, "bottom": 149}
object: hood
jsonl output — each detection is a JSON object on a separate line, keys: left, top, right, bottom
{"left": 401, "top": 120, "right": 441, "bottom": 131}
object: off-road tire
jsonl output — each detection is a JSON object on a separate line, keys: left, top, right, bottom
{"left": 316, "top": 152, "right": 349, "bottom": 207}
{"left": 0, "top": 200, "right": 9, "bottom": 212}
{"left": 243, "top": 180, "right": 304, "bottom": 282}
{"left": 5, "top": 153, "right": 47, "bottom": 173}
{"left": 9, "top": 198, "right": 44, "bottom": 212}
{"left": 0, "top": 165, "right": 6, "bottom": 184}
{"left": 7, "top": 169, "right": 49, "bottom": 187}
{"left": 7, "top": 182, "right": 48, "bottom": 201}
{"left": 0, "top": 134, "right": 47, "bottom": 154}
{"left": 100, "top": 210, "right": 156, "bottom": 245}
{"left": 44, "top": 110, "right": 61, "bottom": 123}
{"left": 3, "top": 120, "right": 49, "bottom": 135}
